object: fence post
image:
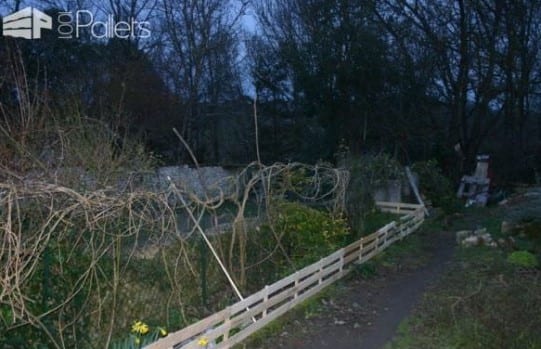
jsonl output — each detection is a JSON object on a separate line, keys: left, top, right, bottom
{"left": 199, "top": 236, "right": 208, "bottom": 310}
{"left": 294, "top": 272, "right": 299, "bottom": 299}
{"left": 339, "top": 250, "right": 344, "bottom": 274}
{"left": 263, "top": 285, "right": 269, "bottom": 318}
{"left": 146, "top": 204, "right": 427, "bottom": 349}
{"left": 318, "top": 258, "right": 324, "bottom": 285}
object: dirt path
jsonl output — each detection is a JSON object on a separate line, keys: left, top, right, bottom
{"left": 248, "top": 188, "right": 541, "bottom": 349}
{"left": 357, "top": 231, "right": 455, "bottom": 349}
{"left": 252, "top": 230, "right": 456, "bottom": 349}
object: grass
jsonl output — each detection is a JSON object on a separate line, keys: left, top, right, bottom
{"left": 359, "top": 210, "right": 398, "bottom": 237}
{"left": 451, "top": 206, "right": 503, "bottom": 237}
{"left": 386, "top": 206, "right": 541, "bottom": 349}
{"left": 239, "top": 210, "right": 434, "bottom": 348}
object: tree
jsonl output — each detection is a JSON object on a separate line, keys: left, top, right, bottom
{"left": 152, "top": 0, "right": 248, "bottom": 163}
{"left": 253, "top": 0, "right": 431, "bottom": 161}
{"left": 376, "top": 0, "right": 541, "bottom": 177}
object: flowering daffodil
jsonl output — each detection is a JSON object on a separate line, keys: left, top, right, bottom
{"left": 197, "top": 336, "right": 209, "bottom": 346}
{"left": 131, "top": 320, "right": 150, "bottom": 335}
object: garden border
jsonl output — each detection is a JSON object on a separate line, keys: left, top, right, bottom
{"left": 147, "top": 201, "right": 426, "bottom": 349}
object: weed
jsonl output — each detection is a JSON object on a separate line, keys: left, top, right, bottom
{"left": 389, "top": 213, "right": 541, "bottom": 349}
{"left": 353, "top": 261, "right": 378, "bottom": 279}
{"left": 507, "top": 251, "right": 539, "bottom": 269}
{"left": 412, "top": 159, "right": 460, "bottom": 213}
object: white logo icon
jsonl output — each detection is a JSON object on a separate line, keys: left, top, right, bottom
{"left": 2, "top": 7, "right": 52, "bottom": 39}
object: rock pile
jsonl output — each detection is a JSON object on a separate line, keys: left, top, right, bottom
{"left": 456, "top": 228, "right": 497, "bottom": 248}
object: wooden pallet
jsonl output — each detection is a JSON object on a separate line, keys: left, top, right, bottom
{"left": 146, "top": 202, "right": 426, "bottom": 349}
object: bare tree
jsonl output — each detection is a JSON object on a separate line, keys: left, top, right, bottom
{"left": 152, "top": 0, "right": 248, "bottom": 162}
{"left": 376, "top": 0, "right": 541, "bottom": 174}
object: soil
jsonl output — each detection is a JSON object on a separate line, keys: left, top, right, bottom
{"left": 251, "top": 229, "right": 456, "bottom": 349}
{"left": 250, "top": 187, "right": 541, "bottom": 349}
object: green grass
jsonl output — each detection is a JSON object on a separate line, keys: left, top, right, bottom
{"left": 359, "top": 210, "right": 398, "bottom": 237}
{"left": 237, "top": 210, "right": 431, "bottom": 348}
{"left": 387, "top": 206, "right": 541, "bottom": 349}
{"left": 450, "top": 206, "right": 503, "bottom": 237}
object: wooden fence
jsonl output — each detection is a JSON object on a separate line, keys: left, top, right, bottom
{"left": 147, "top": 201, "right": 426, "bottom": 349}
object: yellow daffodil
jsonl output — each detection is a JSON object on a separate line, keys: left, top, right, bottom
{"left": 197, "top": 336, "right": 209, "bottom": 346}
{"left": 131, "top": 320, "right": 150, "bottom": 335}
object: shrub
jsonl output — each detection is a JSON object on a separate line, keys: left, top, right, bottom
{"left": 411, "top": 159, "right": 460, "bottom": 213}
{"left": 346, "top": 153, "right": 404, "bottom": 234}
{"left": 270, "top": 201, "right": 349, "bottom": 266}
{"left": 507, "top": 251, "right": 539, "bottom": 269}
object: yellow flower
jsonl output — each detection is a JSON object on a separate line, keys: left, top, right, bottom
{"left": 159, "top": 327, "right": 168, "bottom": 337}
{"left": 131, "top": 320, "right": 150, "bottom": 335}
{"left": 197, "top": 337, "right": 209, "bottom": 346}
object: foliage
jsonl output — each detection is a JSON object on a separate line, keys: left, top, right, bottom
{"left": 0, "top": 153, "right": 349, "bottom": 348}
{"left": 353, "top": 261, "right": 378, "bottom": 279}
{"left": 507, "top": 251, "right": 539, "bottom": 269}
{"left": 110, "top": 321, "right": 167, "bottom": 349}
{"left": 412, "top": 159, "right": 460, "bottom": 213}
{"left": 270, "top": 201, "right": 349, "bottom": 266}
{"left": 390, "top": 248, "right": 541, "bottom": 349}
{"left": 389, "top": 208, "right": 541, "bottom": 349}
{"left": 359, "top": 153, "right": 405, "bottom": 184}
{"left": 360, "top": 210, "right": 398, "bottom": 237}
{"left": 346, "top": 153, "right": 404, "bottom": 234}
{"left": 2, "top": 0, "right": 540, "bottom": 177}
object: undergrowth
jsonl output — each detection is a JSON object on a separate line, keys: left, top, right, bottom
{"left": 240, "top": 211, "right": 431, "bottom": 348}
{"left": 387, "top": 207, "right": 541, "bottom": 349}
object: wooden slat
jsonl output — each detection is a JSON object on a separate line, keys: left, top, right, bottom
{"left": 229, "top": 259, "right": 344, "bottom": 330}
{"left": 146, "top": 204, "right": 427, "bottom": 349}
{"left": 344, "top": 240, "right": 361, "bottom": 254}
{"left": 145, "top": 307, "right": 229, "bottom": 349}
{"left": 216, "top": 272, "right": 343, "bottom": 349}
{"left": 343, "top": 250, "right": 362, "bottom": 265}
{"left": 360, "top": 231, "right": 378, "bottom": 244}
{"left": 181, "top": 261, "right": 346, "bottom": 349}
{"left": 375, "top": 201, "right": 422, "bottom": 209}
{"left": 322, "top": 249, "right": 345, "bottom": 267}
{"left": 229, "top": 289, "right": 265, "bottom": 317}
{"left": 230, "top": 254, "right": 343, "bottom": 326}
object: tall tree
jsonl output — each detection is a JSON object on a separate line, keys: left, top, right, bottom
{"left": 254, "top": 0, "right": 431, "bottom": 160}
{"left": 377, "top": 0, "right": 541, "bottom": 175}
{"left": 153, "top": 0, "right": 247, "bottom": 162}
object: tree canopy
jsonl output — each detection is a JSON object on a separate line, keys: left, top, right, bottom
{"left": 1, "top": 0, "right": 540, "bottom": 181}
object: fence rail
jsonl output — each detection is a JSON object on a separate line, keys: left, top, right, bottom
{"left": 147, "top": 202, "right": 426, "bottom": 349}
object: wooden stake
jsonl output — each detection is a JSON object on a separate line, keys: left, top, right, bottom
{"left": 405, "top": 166, "right": 429, "bottom": 216}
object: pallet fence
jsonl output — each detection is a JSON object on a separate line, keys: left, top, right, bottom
{"left": 147, "top": 201, "right": 426, "bottom": 349}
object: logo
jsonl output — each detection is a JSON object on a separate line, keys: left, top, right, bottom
{"left": 2, "top": 7, "right": 52, "bottom": 39}
{"left": 57, "top": 11, "right": 151, "bottom": 39}
{"left": 1, "top": 8, "right": 150, "bottom": 40}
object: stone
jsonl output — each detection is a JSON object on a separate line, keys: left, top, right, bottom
{"left": 501, "top": 221, "right": 513, "bottom": 234}
{"left": 473, "top": 228, "right": 487, "bottom": 236}
{"left": 461, "top": 235, "right": 480, "bottom": 247}
{"left": 456, "top": 230, "right": 471, "bottom": 243}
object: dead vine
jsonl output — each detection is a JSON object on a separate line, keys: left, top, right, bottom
{"left": 0, "top": 160, "right": 347, "bottom": 348}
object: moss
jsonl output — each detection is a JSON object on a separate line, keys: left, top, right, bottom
{"left": 507, "top": 251, "right": 539, "bottom": 268}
